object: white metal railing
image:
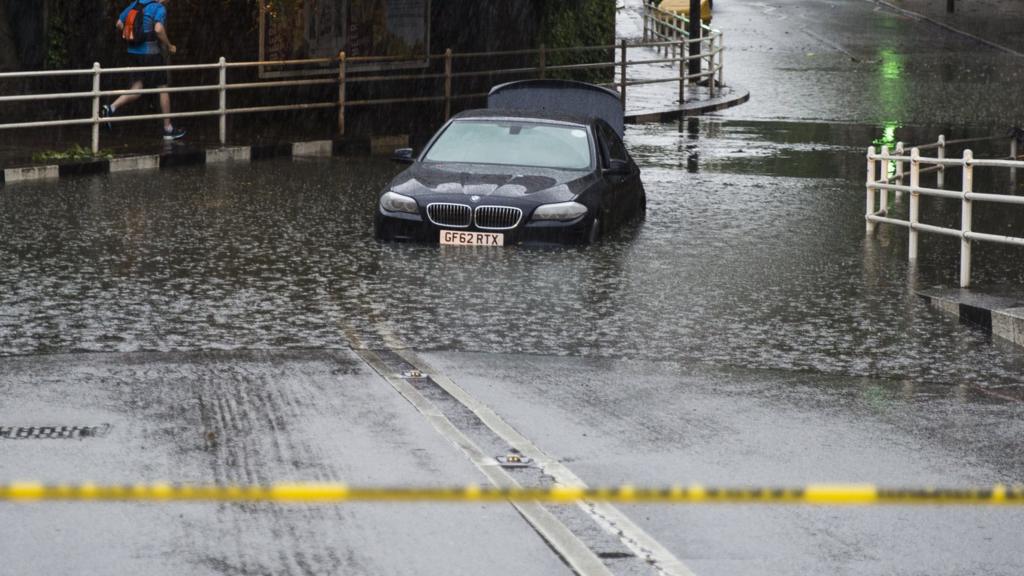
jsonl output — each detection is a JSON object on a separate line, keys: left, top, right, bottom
{"left": 641, "top": 2, "right": 724, "bottom": 98}
{"left": 0, "top": 34, "right": 727, "bottom": 155}
{"left": 866, "top": 134, "right": 1024, "bottom": 287}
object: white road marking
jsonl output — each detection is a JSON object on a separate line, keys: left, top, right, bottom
{"left": 356, "top": 348, "right": 615, "bottom": 576}
{"left": 396, "top": 349, "right": 698, "bottom": 576}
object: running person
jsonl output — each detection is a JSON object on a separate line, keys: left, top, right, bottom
{"left": 102, "top": 0, "right": 185, "bottom": 140}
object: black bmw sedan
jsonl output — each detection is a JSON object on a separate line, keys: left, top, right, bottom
{"left": 375, "top": 81, "right": 645, "bottom": 246}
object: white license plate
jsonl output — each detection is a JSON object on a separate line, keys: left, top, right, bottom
{"left": 439, "top": 230, "right": 505, "bottom": 246}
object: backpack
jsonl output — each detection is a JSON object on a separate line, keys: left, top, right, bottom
{"left": 121, "top": 1, "right": 150, "bottom": 45}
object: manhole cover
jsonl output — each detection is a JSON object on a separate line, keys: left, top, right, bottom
{"left": 0, "top": 424, "right": 111, "bottom": 440}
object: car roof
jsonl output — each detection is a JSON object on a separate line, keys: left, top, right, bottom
{"left": 450, "top": 108, "right": 597, "bottom": 128}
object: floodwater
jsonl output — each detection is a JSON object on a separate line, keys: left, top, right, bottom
{"left": 648, "top": 0, "right": 1024, "bottom": 128}
{"left": 2, "top": 119, "right": 1022, "bottom": 394}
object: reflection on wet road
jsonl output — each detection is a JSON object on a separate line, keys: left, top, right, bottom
{"left": 2, "top": 120, "right": 1022, "bottom": 393}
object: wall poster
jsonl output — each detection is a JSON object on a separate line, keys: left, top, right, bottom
{"left": 258, "top": 0, "right": 430, "bottom": 77}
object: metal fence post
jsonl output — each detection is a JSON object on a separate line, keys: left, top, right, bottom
{"left": 655, "top": 12, "right": 661, "bottom": 55}
{"left": 337, "top": 51, "right": 346, "bottom": 136}
{"left": 218, "top": 56, "right": 227, "bottom": 145}
{"left": 708, "top": 35, "right": 717, "bottom": 97}
{"left": 643, "top": 6, "right": 649, "bottom": 42}
{"left": 717, "top": 31, "right": 724, "bottom": 90}
{"left": 866, "top": 146, "right": 877, "bottom": 233}
{"left": 909, "top": 147, "right": 921, "bottom": 260}
{"left": 1010, "top": 135, "right": 1018, "bottom": 189}
{"left": 879, "top": 146, "right": 890, "bottom": 214}
{"left": 619, "top": 39, "right": 627, "bottom": 109}
{"left": 678, "top": 39, "right": 685, "bottom": 104}
{"left": 444, "top": 48, "right": 453, "bottom": 120}
{"left": 671, "top": 17, "right": 677, "bottom": 61}
{"left": 960, "top": 149, "right": 974, "bottom": 288}
{"left": 937, "top": 134, "right": 945, "bottom": 189}
{"left": 91, "top": 62, "right": 101, "bottom": 154}
{"left": 895, "top": 141, "right": 905, "bottom": 198}
{"left": 538, "top": 44, "right": 546, "bottom": 79}
{"left": 659, "top": 13, "right": 665, "bottom": 55}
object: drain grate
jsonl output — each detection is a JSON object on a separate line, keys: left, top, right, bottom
{"left": 0, "top": 424, "right": 111, "bottom": 440}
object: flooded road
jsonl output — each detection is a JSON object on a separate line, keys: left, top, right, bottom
{"left": 2, "top": 120, "right": 1022, "bottom": 391}
{"left": 5, "top": 120, "right": 1023, "bottom": 575}
{"left": 5, "top": 1, "right": 1024, "bottom": 572}
{"left": 639, "top": 0, "right": 1024, "bottom": 127}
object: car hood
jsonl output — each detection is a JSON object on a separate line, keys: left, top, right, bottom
{"left": 387, "top": 163, "right": 592, "bottom": 203}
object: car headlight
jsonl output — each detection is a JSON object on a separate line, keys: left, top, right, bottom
{"left": 530, "top": 201, "right": 588, "bottom": 221}
{"left": 380, "top": 191, "right": 419, "bottom": 214}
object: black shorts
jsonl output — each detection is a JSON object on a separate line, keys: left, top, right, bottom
{"left": 128, "top": 52, "right": 170, "bottom": 88}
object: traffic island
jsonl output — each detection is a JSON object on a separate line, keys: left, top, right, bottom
{"left": 625, "top": 83, "right": 750, "bottom": 125}
{"left": 917, "top": 287, "right": 1024, "bottom": 348}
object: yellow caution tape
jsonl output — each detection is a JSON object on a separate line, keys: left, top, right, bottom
{"left": 1, "top": 483, "right": 1022, "bottom": 505}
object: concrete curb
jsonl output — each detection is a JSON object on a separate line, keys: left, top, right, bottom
{"left": 625, "top": 85, "right": 750, "bottom": 124}
{"left": 4, "top": 164, "right": 60, "bottom": 184}
{"left": 917, "top": 288, "right": 1024, "bottom": 348}
{"left": 0, "top": 134, "right": 409, "bottom": 187}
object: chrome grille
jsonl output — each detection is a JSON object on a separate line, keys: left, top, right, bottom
{"left": 474, "top": 206, "right": 523, "bottom": 230}
{"left": 427, "top": 203, "right": 472, "bottom": 228}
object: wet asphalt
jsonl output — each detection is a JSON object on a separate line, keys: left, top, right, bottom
{"left": 2, "top": 122, "right": 1022, "bottom": 575}
{"left": 689, "top": 0, "right": 1024, "bottom": 127}
{"left": 4, "top": 1, "right": 1024, "bottom": 575}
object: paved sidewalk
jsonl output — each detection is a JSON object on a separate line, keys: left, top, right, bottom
{"left": 617, "top": 0, "right": 749, "bottom": 121}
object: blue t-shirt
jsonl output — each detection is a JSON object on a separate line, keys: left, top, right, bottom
{"left": 119, "top": 0, "right": 167, "bottom": 55}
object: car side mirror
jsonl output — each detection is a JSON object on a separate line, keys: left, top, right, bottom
{"left": 603, "top": 158, "right": 630, "bottom": 176}
{"left": 391, "top": 148, "right": 415, "bottom": 164}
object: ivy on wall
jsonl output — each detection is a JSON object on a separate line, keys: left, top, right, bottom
{"left": 45, "top": 11, "right": 68, "bottom": 69}
{"left": 537, "top": 0, "right": 615, "bottom": 83}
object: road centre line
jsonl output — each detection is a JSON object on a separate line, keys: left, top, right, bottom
{"left": 393, "top": 349, "right": 697, "bottom": 576}
{"left": 355, "top": 347, "right": 614, "bottom": 576}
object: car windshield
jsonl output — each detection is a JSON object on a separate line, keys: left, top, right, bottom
{"left": 423, "top": 119, "right": 593, "bottom": 170}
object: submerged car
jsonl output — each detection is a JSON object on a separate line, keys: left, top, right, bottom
{"left": 375, "top": 80, "right": 645, "bottom": 246}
